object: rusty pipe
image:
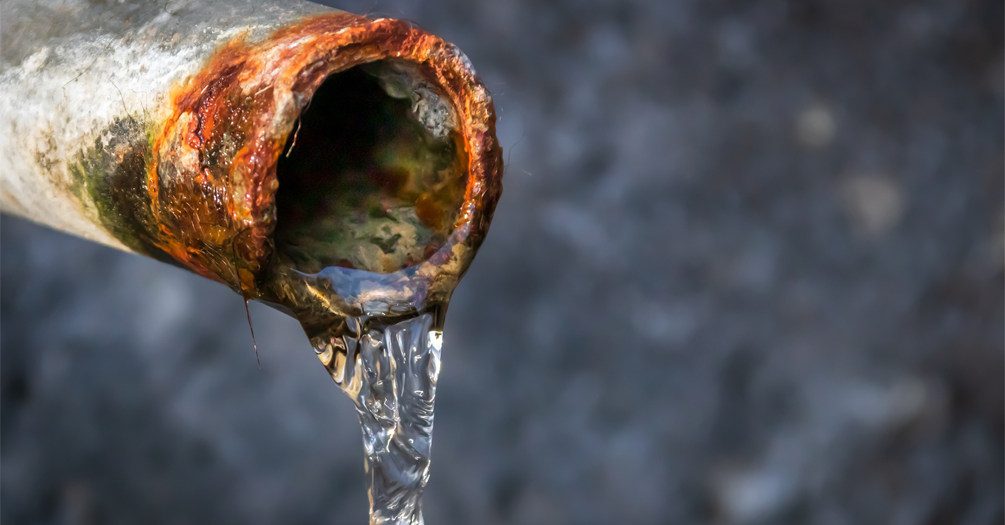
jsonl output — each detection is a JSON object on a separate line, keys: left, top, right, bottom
{"left": 1, "top": 0, "right": 503, "bottom": 316}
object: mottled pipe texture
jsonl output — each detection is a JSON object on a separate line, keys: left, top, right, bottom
{"left": 0, "top": 0, "right": 502, "bottom": 299}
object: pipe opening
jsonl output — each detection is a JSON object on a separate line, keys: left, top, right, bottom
{"left": 273, "top": 59, "right": 467, "bottom": 275}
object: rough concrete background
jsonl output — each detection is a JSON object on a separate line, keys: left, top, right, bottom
{"left": 2, "top": 0, "right": 1002, "bottom": 524}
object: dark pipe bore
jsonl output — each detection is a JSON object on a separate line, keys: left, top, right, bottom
{"left": 273, "top": 61, "right": 467, "bottom": 275}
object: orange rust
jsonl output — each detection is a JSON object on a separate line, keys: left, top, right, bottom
{"left": 415, "top": 193, "right": 444, "bottom": 231}
{"left": 147, "top": 12, "right": 503, "bottom": 295}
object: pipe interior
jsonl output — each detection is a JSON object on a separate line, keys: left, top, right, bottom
{"left": 272, "top": 60, "right": 467, "bottom": 275}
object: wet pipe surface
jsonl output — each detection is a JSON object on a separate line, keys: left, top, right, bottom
{"left": 72, "top": 11, "right": 502, "bottom": 306}
{"left": 70, "top": 11, "right": 502, "bottom": 524}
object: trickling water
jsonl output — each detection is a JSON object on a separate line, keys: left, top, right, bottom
{"left": 262, "top": 59, "right": 479, "bottom": 524}
{"left": 309, "top": 309, "right": 444, "bottom": 525}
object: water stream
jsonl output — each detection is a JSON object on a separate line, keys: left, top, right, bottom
{"left": 311, "top": 310, "right": 443, "bottom": 525}
{"left": 261, "top": 60, "right": 472, "bottom": 524}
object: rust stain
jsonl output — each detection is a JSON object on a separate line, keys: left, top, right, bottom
{"left": 147, "top": 12, "right": 503, "bottom": 295}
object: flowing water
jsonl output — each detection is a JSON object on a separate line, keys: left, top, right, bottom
{"left": 311, "top": 310, "right": 443, "bottom": 525}
{"left": 263, "top": 263, "right": 452, "bottom": 524}
{"left": 261, "top": 60, "right": 473, "bottom": 524}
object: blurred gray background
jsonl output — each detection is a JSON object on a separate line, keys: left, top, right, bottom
{"left": 2, "top": 0, "right": 1003, "bottom": 524}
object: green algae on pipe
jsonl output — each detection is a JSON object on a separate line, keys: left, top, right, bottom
{"left": 0, "top": 0, "right": 503, "bottom": 312}
{"left": 1, "top": 5, "right": 504, "bottom": 522}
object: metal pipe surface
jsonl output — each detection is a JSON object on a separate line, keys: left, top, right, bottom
{"left": 1, "top": 0, "right": 503, "bottom": 302}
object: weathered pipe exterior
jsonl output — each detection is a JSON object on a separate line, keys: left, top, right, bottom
{"left": 0, "top": 0, "right": 503, "bottom": 301}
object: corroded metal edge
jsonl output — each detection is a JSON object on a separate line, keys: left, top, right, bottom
{"left": 149, "top": 13, "right": 503, "bottom": 297}
{"left": 1, "top": 6, "right": 503, "bottom": 305}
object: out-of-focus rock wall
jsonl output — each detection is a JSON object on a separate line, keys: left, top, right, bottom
{"left": 2, "top": 0, "right": 1002, "bottom": 524}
